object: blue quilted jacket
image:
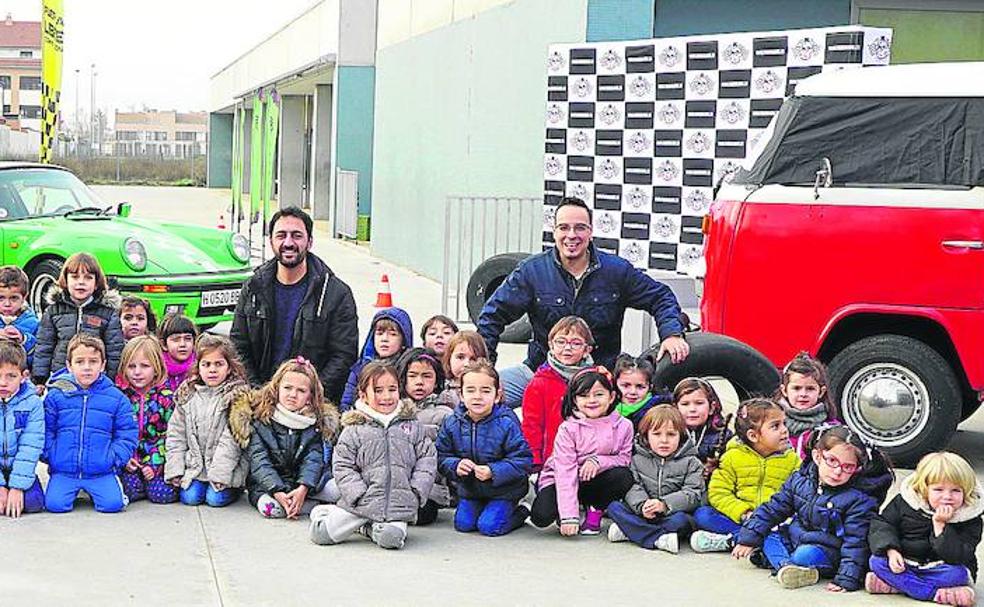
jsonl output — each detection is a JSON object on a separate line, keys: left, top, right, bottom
{"left": 339, "top": 307, "right": 413, "bottom": 411}
{"left": 43, "top": 369, "right": 138, "bottom": 478}
{"left": 436, "top": 403, "right": 533, "bottom": 502}
{"left": 477, "top": 244, "right": 684, "bottom": 370}
{"left": 0, "top": 380, "right": 44, "bottom": 490}
{"left": 0, "top": 307, "right": 39, "bottom": 367}
{"left": 736, "top": 461, "right": 879, "bottom": 591}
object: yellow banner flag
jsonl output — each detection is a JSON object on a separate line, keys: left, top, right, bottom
{"left": 40, "top": 0, "right": 64, "bottom": 163}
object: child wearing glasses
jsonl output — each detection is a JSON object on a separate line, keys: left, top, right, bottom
{"left": 732, "top": 425, "right": 892, "bottom": 592}
{"left": 521, "top": 316, "right": 594, "bottom": 471}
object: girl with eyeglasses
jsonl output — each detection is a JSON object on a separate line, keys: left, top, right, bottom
{"left": 521, "top": 316, "right": 594, "bottom": 471}
{"left": 731, "top": 425, "right": 892, "bottom": 593}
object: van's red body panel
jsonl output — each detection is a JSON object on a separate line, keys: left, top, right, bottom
{"left": 700, "top": 198, "right": 984, "bottom": 389}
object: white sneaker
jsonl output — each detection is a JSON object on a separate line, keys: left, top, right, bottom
{"left": 777, "top": 565, "right": 819, "bottom": 589}
{"left": 655, "top": 533, "right": 679, "bottom": 554}
{"left": 690, "top": 530, "right": 732, "bottom": 553}
{"left": 607, "top": 523, "right": 628, "bottom": 543}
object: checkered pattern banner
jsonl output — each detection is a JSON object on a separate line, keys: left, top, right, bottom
{"left": 543, "top": 26, "right": 892, "bottom": 275}
{"left": 40, "top": 83, "right": 60, "bottom": 164}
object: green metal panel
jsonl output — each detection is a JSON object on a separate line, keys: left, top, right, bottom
{"left": 336, "top": 66, "right": 376, "bottom": 216}
{"left": 860, "top": 8, "right": 984, "bottom": 62}
{"left": 371, "top": 0, "right": 588, "bottom": 280}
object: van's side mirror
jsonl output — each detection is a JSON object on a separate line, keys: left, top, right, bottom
{"left": 117, "top": 202, "right": 131, "bottom": 217}
{"left": 813, "top": 157, "right": 832, "bottom": 200}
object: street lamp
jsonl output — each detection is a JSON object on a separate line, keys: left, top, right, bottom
{"left": 90, "top": 63, "right": 96, "bottom": 155}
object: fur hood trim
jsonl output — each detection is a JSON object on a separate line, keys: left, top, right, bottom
{"left": 46, "top": 285, "right": 122, "bottom": 308}
{"left": 900, "top": 475, "right": 984, "bottom": 523}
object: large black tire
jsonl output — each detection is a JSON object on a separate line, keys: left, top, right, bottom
{"left": 466, "top": 252, "right": 533, "bottom": 344}
{"left": 642, "top": 332, "right": 780, "bottom": 400}
{"left": 827, "top": 334, "right": 961, "bottom": 467}
{"left": 28, "top": 258, "right": 64, "bottom": 315}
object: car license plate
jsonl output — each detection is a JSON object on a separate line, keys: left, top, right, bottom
{"left": 200, "top": 289, "right": 240, "bottom": 308}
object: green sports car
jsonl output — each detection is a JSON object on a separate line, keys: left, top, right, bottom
{"left": 0, "top": 162, "right": 252, "bottom": 326}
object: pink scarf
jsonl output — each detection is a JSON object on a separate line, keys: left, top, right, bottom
{"left": 164, "top": 351, "right": 196, "bottom": 391}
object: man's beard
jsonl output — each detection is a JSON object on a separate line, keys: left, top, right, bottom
{"left": 276, "top": 246, "right": 308, "bottom": 269}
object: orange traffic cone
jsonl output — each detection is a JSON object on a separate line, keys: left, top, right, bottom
{"left": 217, "top": 213, "right": 226, "bottom": 230}
{"left": 375, "top": 274, "right": 393, "bottom": 308}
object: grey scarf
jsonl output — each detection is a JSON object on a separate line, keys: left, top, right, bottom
{"left": 546, "top": 351, "right": 594, "bottom": 382}
{"left": 781, "top": 399, "right": 829, "bottom": 437}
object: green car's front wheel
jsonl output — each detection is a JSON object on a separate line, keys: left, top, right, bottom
{"left": 28, "top": 258, "right": 63, "bottom": 315}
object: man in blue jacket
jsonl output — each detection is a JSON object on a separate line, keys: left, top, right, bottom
{"left": 478, "top": 197, "right": 690, "bottom": 407}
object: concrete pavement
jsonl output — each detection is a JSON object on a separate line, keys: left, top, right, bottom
{"left": 2, "top": 186, "right": 981, "bottom": 606}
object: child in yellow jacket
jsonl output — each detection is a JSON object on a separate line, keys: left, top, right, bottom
{"left": 689, "top": 398, "right": 800, "bottom": 552}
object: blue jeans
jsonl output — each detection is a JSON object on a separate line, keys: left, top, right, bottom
{"left": 870, "top": 555, "right": 972, "bottom": 601}
{"left": 499, "top": 364, "right": 534, "bottom": 409}
{"left": 693, "top": 505, "right": 741, "bottom": 536}
{"left": 46, "top": 473, "right": 127, "bottom": 513}
{"left": 607, "top": 501, "right": 694, "bottom": 549}
{"left": 454, "top": 498, "right": 527, "bottom": 537}
{"left": 762, "top": 532, "right": 834, "bottom": 575}
{"left": 179, "top": 480, "right": 241, "bottom": 508}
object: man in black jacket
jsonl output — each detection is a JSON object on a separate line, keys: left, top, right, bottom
{"left": 230, "top": 207, "right": 358, "bottom": 404}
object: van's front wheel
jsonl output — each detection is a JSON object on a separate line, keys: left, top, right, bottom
{"left": 828, "top": 334, "right": 961, "bottom": 467}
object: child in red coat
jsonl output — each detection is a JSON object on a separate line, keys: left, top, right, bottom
{"left": 521, "top": 316, "right": 594, "bottom": 470}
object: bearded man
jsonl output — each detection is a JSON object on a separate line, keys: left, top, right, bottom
{"left": 231, "top": 206, "right": 358, "bottom": 403}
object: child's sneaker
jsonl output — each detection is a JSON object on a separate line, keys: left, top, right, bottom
{"left": 607, "top": 523, "right": 628, "bottom": 543}
{"left": 933, "top": 586, "right": 975, "bottom": 606}
{"left": 581, "top": 507, "right": 603, "bottom": 535}
{"left": 689, "top": 530, "right": 732, "bottom": 553}
{"left": 256, "top": 494, "right": 286, "bottom": 519}
{"left": 654, "top": 533, "right": 679, "bottom": 554}
{"left": 865, "top": 572, "right": 899, "bottom": 594}
{"left": 370, "top": 522, "right": 407, "bottom": 550}
{"left": 776, "top": 565, "right": 819, "bottom": 589}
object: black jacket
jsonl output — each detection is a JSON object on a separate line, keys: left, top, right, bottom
{"left": 869, "top": 477, "right": 984, "bottom": 580}
{"left": 230, "top": 254, "right": 358, "bottom": 404}
{"left": 34, "top": 288, "right": 124, "bottom": 381}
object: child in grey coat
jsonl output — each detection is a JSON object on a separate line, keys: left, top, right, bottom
{"left": 310, "top": 361, "right": 436, "bottom": 549}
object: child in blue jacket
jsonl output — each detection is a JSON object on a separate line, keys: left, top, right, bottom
{"left": 0, "top": 341, "right": 44, "bottom": 516}
{"left": 436, "top": 359, "right": 533, "bottom": 536}
{"left": 0, "top": 266, "right": 38, "bottom": 368}
{"left": 44, "top": 333, "right": 138, "bottom": 513}
{"left": 339, "top": 307, "right": 413, "bottom": 411}
{"left": 732, "top": 425, "right": 889, "bottom": 592}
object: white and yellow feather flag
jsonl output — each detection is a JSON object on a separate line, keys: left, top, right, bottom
{"left": 40, "top": 0, "right": 64, "bottom": 163}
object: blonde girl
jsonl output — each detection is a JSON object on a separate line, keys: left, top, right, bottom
{"left": 231, "top": 357, "right": 340, "bottom": 519}
{"left": 164, "top": 334, "right": 250, "bottom": 507}
{"left": 868, "top": 452, "right": 982, "bottom": 606}
{"left": 116, "top": 335, "right": 177, "bottom": 504}
{"left": 437, "top": 330, "right": 488, "bottom": 406}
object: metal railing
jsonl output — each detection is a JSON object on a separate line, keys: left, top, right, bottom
{"left": 441, "top": 195, "right": 542, "bottom": 324}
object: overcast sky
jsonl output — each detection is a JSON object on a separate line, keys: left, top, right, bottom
{"left": 3, "top": 0, "right": 318, "bottom": 124}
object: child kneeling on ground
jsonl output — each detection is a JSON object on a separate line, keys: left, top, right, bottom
{"left": 867, "top": 451, "right": 982, "bottom": 606}
{"left": 0, "top": 341, "right": 45, "bottom": 516}
{"left": 310, "top": 361, "right": 436, "bottom": 549}
{"left": 164, "top": 335, "right": 250, "bottom": 507}
{"left": 436, "top": 359, "right": 533, "bottom": 536}
{"left": 44, "top": 334, "right": 137, "bottom": 513}
{"left": 232, "top": 357, "right": 340, "bottom": 519}
{"left": 607, "top": 405, "right": 704, "bottom": 553}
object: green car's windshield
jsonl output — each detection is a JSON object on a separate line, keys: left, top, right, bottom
{"left": 0, "top": 168, "right": 106, "bottom": 220}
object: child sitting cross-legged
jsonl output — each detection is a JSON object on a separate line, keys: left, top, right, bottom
{"left": 866, "top": 451, "right": 982, "bottom": 606}
{"left": 436, "top": 359, "right": 533, "bottom": 536}
{"left": 607, "top": 405, "right": 704, "bottom": 553}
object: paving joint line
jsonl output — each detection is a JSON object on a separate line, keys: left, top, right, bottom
{"left": 197, "top": 506, "right": 226, "bottom": 607}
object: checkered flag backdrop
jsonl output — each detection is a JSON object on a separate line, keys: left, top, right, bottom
{"left": 543, "top": 26, "right": 893, "bottom": 275}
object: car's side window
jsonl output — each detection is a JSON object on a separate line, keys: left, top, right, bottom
{"left": 14, "top": 184, "right": 77, "bottom": 216}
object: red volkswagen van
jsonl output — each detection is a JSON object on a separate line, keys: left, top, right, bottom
{"left": 700, "top": 62, "right": 984, "bottom": 464}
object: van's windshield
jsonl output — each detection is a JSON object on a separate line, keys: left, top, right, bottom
{"left": 734, "top": 96, "right": 984, "bottom": 188}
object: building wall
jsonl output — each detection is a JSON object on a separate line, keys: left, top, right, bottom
{"left": 586, "top": 0, "right": 653, "bottom": 41}
{"left": 335, "top": 66, "right": 375, "bottom": 215}
{"left": 652, "top": 0, "right": 851, "bottom": 37}
{"left": 370, "top": 0, "right": 588, "bottom": 279}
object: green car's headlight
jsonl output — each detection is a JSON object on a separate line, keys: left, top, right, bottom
{"left": 122, "top": 237, "right": 147, "bottom": 271}
{"left": 230, "top": 233, "right": 250, "bottom": 263}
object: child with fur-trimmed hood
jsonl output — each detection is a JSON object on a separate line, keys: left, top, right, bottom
{"left": 310, "top": 361, "right": 436, "bottom": 550}
{"left": 231, "top": 357, "right": 341, "bottom": 519}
